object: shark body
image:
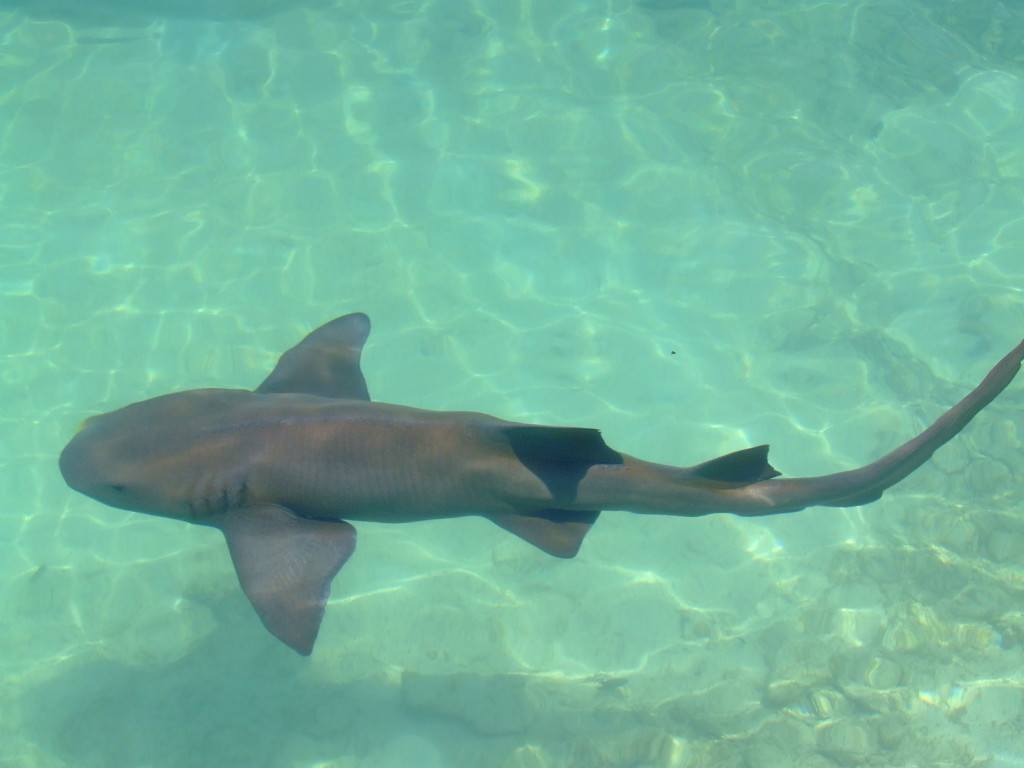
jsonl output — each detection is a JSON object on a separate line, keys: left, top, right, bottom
{"left": 59, "top": 313, "right": 1024, "bottom": 654}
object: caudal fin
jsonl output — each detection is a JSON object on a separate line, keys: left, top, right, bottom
{"left": 742, "top": 339, "right": 1024, "bottom": 514}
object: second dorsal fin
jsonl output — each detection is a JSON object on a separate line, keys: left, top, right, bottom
{"left": 690, "top": 444, "right": 781, "bottom": 485}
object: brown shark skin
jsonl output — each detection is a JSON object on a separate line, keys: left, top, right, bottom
{"left": 61, "top": 340, "right": 1024, "bottom": 526}
{"left": 57, "top": 313, "right": 1024, "bottom": 654}
{"left": 61, "top": 391, "right": 545, "bottom": 525}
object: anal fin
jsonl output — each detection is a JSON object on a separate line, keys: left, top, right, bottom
{"left": 829, "top": 488, "right": 884, "bottom": 507}
{"left": 487, "top": 509, "right": 600, "bottom": 558}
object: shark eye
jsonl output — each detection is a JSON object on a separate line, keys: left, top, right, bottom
{"left": 109, "top": 484, "right": 127, "bottom": 493}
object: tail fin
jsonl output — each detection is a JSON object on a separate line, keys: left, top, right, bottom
{"left": 740, "top": 339, "right": 1024, "bottom": 514}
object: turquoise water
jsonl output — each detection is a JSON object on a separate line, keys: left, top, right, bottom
{"left": 2, "top": 0, "right": 1023, "bottom": 765}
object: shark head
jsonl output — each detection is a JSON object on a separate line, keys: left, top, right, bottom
{"left": 59, "top": 388, "right": 252, "bottom": 520}
{"left": 57, "top": 313, "right": 382, "bottom": 655}
{"left": 60, "top": 408, "right": 161, "bottom": 514}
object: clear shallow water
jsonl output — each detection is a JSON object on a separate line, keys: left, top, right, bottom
{"left": 1, "top": 0, "right": 1023, "bottom": 765}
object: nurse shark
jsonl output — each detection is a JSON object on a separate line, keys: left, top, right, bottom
{"left": 59, "top": 313, "right": 1024, "bottom": 654}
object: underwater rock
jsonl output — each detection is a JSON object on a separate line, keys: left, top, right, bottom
{"left": 367, "top": 734, "right": 445, "bottom": 768}
{"left": 401, "top": 671, "right": 535, "bottom": 736}
{"left": 962, "top": 681, "right": 1024, "bottom": 730}
{"left": 985, "top": 526, "right": 1024, "bottom": 563}
{"left": 881, "top": 602, "right": 943, "bottom": 653}
{"left": 830, "top": 606, "right": 885, "bottom": 648}
{"left": 806, "top": 688, "right": 851, "bottom": 721}
{"left": 500, "top": 744, "right": 550, "bottom": 768}
{"left": 842, "top": 684, "right": 912, "bottom": 716}
{"left": 995, "top": 610, "right": 1024, "bottom": 650}
{"left": 832, "top": 652, "right": 912, "bottom": 715}
{"left": 742, "top": 718, "right": 820, "bottom": 768}
{"left": 657, "top": 679, "right": 763, "bottom": 738}
{"left": 834, "top": 652, "right": 903, "bottom": 690}
{"left": 566, "top": 728, "right": 693, "bottom": 768}
{"left": 881, "top": 600, "right": 1001, "bottom": 658}
{"left": 765, "top": 638, "right": 833, "bottom": 706}
{"left": 815, "top": 720, "right": 876, "bottom": 766}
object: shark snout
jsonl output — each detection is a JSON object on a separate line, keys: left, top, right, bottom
{"left": 58, "top": 424, "right": 134, "bottom": 510}
{"left": 59, "top": 430, "right": 101, "bottom": 495}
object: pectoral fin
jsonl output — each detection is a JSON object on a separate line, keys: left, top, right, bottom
{"left": 218, "top": 504, "right": 356, "bottom": 655}
{"left": 257, "top": 312, "right": 372, "bottom": 400}
{"left": 487, "top": 509, "right": 600, "bottom": 558}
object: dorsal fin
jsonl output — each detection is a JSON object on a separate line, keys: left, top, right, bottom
{"left": 257, "top": 313, "right": 372, "bottom": 400}
{"left": 690, "top": 444, "right": 781, "bottom": 485}
{"left": 503, "top": 426, "right": 623, "bottom": 502}
{"left": 487, "top": 509, "right": 600, "bottom": 558}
